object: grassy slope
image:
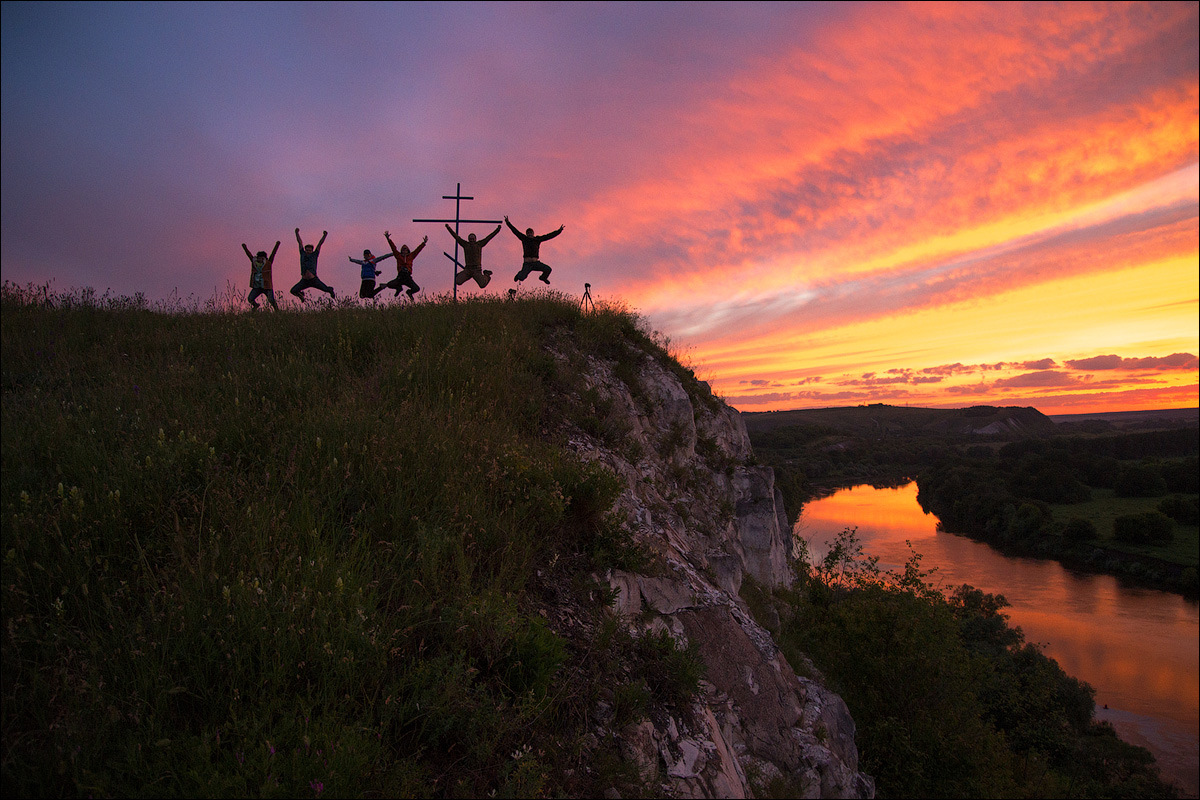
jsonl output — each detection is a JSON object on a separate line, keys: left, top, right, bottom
{"left": 1049, "top": 490, "right": 1199, "bottom": 568}
{"left": 1, "top": 287, "right": 680, "bottom": 797}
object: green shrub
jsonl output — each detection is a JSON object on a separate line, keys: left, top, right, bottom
{"left": 1160, "top": 456, "right": 1199, "bottom": 494}
{"left": 637, "top": 630, "right": 704, "bottom": 708}
{"left": 1114, "top": 463, "right": 1169, "bottom": 498}
{"left": 752, "top": 530, "right": 1177, "bottom": 799}
{"left": 1112, "top": 511, "right": 1176, "bottom": 544}
{"left": 612, "top": 681, "right": 652, "bottom": 727}
{"left": 1062, "top": 517, "right": 1098, "bottom": 542}
{"left": 1157, "top": 495, "right": 1199, "bottom": 526}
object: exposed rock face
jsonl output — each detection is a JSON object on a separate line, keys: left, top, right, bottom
{"left": 551, "top": 337, "right": 875, "bottom": 798}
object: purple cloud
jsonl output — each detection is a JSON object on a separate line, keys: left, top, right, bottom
{"left": 945, "top": 384, "right": 993, "bottom": 395}
{"left": 1065, "top": 353, "right": 1198, "bottom": 370}
{"left": 1021, "top": 358, "right": 1058, "bottom": 370}
{"left": 993, "top": 370, "right": 1087, "bottom": 388}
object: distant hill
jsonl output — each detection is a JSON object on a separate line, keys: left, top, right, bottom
{"left": 1049, "top": 407, "right": 1198, "bottom": 435}
{"left": 743, "top": 403, "right": 1057, "bottom": 439}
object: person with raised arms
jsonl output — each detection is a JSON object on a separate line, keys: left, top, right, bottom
{"left": 290, "top": 228, "right": 336, "bottom": 302}
{"left": 505, "top": 216, "right": 564, "bottom": 285}
{"left": 242, "top": 239, "right": 280, "bottom": 310}
{"left": 382, "top": 231, "right": 427, "bottom": 300}
{"left": 349, "top": 246, "right": 393, "bottom": 299}
{"left": 445, "top": 223, "right": 501, "bottom": 289}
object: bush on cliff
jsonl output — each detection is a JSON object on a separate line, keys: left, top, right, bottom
{"left": 745, "top": 529, "right": 1180, "bottom": 799}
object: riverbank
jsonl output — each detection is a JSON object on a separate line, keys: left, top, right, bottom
{"left": 916, "top": 459, "right": 1199, "bottom": 598}
{"left": 1097, "top": 707, "right": 1199, "bottom": 799}
{"left": 796, "top": 482, "right": 1199, "bottom": 800}
{"left": 746, "top": 403, "right": 1199, "bottom": 599}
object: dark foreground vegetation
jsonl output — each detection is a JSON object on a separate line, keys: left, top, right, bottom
{"left": 746, "top": 405, "right": 1199, "bottom": 596}
{"left": 2, "top": 283, "right": 1181, "bottom": 797}
{"left": 742, "top": 529, "right": 1180, "bottom": 799}
{"left": 1, "top": 283, "right": 687, "bottom": 797}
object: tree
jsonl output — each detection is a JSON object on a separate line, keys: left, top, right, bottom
{"left": 1112, "top": 511, "right": 1175, "bottom": 544}
{"left": 1114, "top": 464, "right": 1168, "bottom": 498}
{"left": 1157, "top": 495, "right": 1198, "bottom": 526}
{"left": 1062, "top": 518, "right": 1098, "bottom": 543}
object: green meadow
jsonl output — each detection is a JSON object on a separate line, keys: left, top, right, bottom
{"left": 1, "top": 283, "right": 682, "bottom": 798}
{"left": 1048, "top": 490, "right": 1199, "bottom": 568}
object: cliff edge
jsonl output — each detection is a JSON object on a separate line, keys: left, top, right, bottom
{"left": 547, "top": 328, "right": 875, "bottom": 799}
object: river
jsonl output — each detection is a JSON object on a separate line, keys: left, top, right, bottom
{"left": 798, "top": 482, "right": 1199, "bottom": 797}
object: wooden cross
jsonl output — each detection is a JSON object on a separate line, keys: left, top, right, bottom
{"left": 413, "top": 182, "right": 502, "bottom": 301}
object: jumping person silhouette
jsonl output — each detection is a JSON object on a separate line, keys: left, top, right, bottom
{"left": 242, "top": 240, "right": 280, "bottom": 310}
{"left": 290, "top": 228, "right": 336, "bottom": 302}
{"left": 505, "top": 216, "right": 564, "bottom": 285}
{"left": 446, "top": 223, "right": 501, "bottom": 288}
{"left": 382, "top": 231, "right": 427, "bottom": 299}
{"left": 349, "top": 248, "right": 393, "bottom": 299}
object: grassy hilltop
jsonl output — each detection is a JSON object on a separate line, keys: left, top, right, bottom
{"left": 2, "top": 284, "right": 1182, "bottom": 799}
{"left": 1, "top": 284, "right": 700, "bottom": 797}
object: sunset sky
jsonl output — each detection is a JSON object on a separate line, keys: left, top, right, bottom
{"left": 3, "top": 1, "right": 1197, "bottom": 415}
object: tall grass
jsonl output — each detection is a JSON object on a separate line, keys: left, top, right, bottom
{"left": 1, "top": 281, "right": 689, "bottom": 797}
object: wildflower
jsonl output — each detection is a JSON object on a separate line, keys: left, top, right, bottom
{"left": 310, "top": 779, "right": 324, "bottom": 796}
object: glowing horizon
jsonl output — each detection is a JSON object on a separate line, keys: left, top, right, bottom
{"left": 2, "top": 2, "right": 1196, "bottom": 416}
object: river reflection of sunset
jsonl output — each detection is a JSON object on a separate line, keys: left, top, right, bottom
{"left": 798, "top": 482, "right": 1200, "bottom": 798}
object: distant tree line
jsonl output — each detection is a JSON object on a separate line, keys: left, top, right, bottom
{"left": 916, "top": 430, "right": 1198, "bottom": 594}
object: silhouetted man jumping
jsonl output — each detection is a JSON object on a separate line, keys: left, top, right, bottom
{"left": 382, "top": 231, "right": 427, "bottom": 299}
{"left": 505, "top": 216, "right": 564, "bottom": 285}
{"left": 446, "top": 223, "right": 501, "bottom": 288}
{"left": 242, "top": 240, "right": 280, "bottom": 310}
{"left": 291, "top": 228, "right": 335, "bottom": 302}
{"left": 349, "top": 247, "right": 393, "bottom": 299}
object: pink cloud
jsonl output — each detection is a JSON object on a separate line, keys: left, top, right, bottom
{"left": 1065, "top": 352, "right": 1199, "bottom": 370}
{"left": 994, "top": 371, "right": 1088, "bottom": 389}
{"left": 1021, "top": 358, "right": 1059, "bottom": 370}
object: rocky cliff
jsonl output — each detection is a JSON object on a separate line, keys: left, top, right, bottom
{"left": 547, "top": 330, "right": 876, "bottom": 799}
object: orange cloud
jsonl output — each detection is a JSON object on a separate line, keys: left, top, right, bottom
{"left": 567, "top": 2, "right": 1198, "bottom": 303}
{"left": 695, "top": 252, "right": 1198, "bottom": 414}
